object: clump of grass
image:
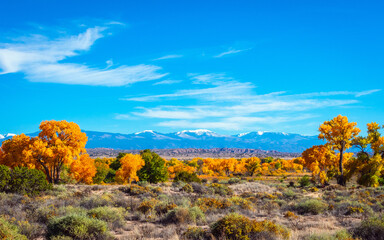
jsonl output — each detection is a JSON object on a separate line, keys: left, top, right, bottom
{"left": 294, "top": 198, "right": 328, "bottom": 215}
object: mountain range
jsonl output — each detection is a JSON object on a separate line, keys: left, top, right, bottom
{"left": 0, "top": 129, "right": 323, "bottom": 153}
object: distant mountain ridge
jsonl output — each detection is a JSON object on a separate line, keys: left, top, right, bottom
{"left": 0, "top": 129, "right": 323, "bottom": 153}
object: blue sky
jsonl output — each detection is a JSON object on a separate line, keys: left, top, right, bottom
{"left": 1, "top": 0, "right": 383, "bottom": 135}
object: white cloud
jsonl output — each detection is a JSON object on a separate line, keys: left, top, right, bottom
{"left": 153, "top": 80, "right": 182, "bottom": 85}
{"left": 118, "top": 72, "right": 380, "bottom": 130}
{"left": 214, "top": 48, "right": 250, "bottom": 58}
{"left": 153, "top": 54, "right": 183, "bottom": 61}
{"left": 0, "top": 25, "right": 166, "bottom": 86}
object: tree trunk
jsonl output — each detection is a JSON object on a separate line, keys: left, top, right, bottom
{"left": 337, "top": 142, "right": 346, "bottom": 186}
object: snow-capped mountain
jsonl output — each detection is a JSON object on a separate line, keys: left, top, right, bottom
{"left": 0, "top": 129, "right": 322, "bottom": 153}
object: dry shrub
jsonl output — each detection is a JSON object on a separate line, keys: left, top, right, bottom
{"left": 211, "top": 213, "right": 290, "bottom": 240}
{"left": 196, "top": 197, "right": 232, "bottom": 212}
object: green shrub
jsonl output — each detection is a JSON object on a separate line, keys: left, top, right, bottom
{"left": 352, "top": 215, "right": 384, "bottom": 240}
{"left": 211, "top": 213, "right": 290, "bottom": 240}
{"left": 163, "top": 206, "right": 205, "bottom": 224}
{"left": 295, "top": 199, "right": 328, "bottom": 215}
{"left": 228, "top": 178, "right": 241, "bottom": 184}
{"left": 306, "top": 229, "right": 353, "bottom": 240}
{"left": 183, "top": 226, "right": 211, "bottom": 240}
{"left": 283, "top": 189, "right": 298, "bottom": 200}
{"left": 0, "top": 215, "right": 28, "bottom": 240}
{"left": 208, "top": 183, "right": 233, "bottom": 196}
{"left": 334, "top": 200, "right": 373, "bottom": 217}
{"left": 0, "top": 165, "right": 51, "bottom": 196}
{"left": 87, "top": 207, "right": 125, "bottom": 229}
{"left": 174, "top": 171, "right": 201, "bottom": 183}
{"left": 47, "top": 214, "right": 111, "bottom": 240}
{"left": 299, "top": 175, "right": 311, "bottom": 187}
{"left": 137, "top": 149, "right": 168, "bottom": 183}
{"left": 0, "top": 165, "right": 11, "bottom": 192}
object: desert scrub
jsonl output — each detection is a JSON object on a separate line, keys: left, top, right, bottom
{"left": 298, "top": 175, "right": 312, "bottom": 187}
{"left": 229, "top": 196, "right": 253, "bottom": 210}
{"left": 196, "top": 197, "right": 232, "bottom": 212}
{"left": 306, "top": 230, "right": 353, "bottom": 240}
{"left": 182, "top": 226, "right": 211, "bottom": 240}
{"left": 283, "top": 189, "right": 298, "bottom": 200}
{"left": 47, "top": 214, "right": 111, "bottom": 240}
{"left": 87, "top": 206, "right": 126, "bottom": 229}
{"left": 294, "top": 198, "right": 328, "bottom": 215}
{"left": 211, "top": 213, "right": 290, "bottom": 240}
{"left": 137, "top": 198, "right": 159, "bottom": 217}
{"left": 228, "top": 177, "right": 242, "bottom": 184}
{"left": 155, "top": 202, "right": 177, "bottom": 216}
{"left": 80, "top": 195, "right": 112, "bottom": 209}
{"left": 208, "top": 183, "right": 233, "bottom": 196}
{"left": 334, "top": 200, "right": 373, "bottom": 217}
{"left": 352, "top": 215, "right": 384, "bottom": 240}
{"left": 163, "top": 206, "right": 205, "bottom": 224}
{"left": 181, "top": 183, "right": 194, "bottom": 193}
{"left": 191, "top": 182, "right": 208, "bottom": 194}
{"left": 0, "top": 215, "right": 27, "bottom": 240}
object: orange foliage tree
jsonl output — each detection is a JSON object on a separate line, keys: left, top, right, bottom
{"left": 0, "top": 134, "right": 33, "bottom": 168}
{"left": 115, "top": 154, "right": 145, "bottom": 184}
{"left": 319, "top": 115, "right": 360, "bottom": 185}
{"left": 70, "top": 154, "right": 96, "bottom": 184}
{"left": 0, "top": 120, "right": 88, "bottom": 184}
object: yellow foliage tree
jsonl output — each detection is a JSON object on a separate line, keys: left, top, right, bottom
{"left": 115, "top": 154, "right": 145, "bottom": 184}
{"left": 319, "top": 115, "right": 360, "bottom": 185}
{"left": 70, "top": 154, "right": 97, "bottom": 184}
{"left": 244, "top": 157, "right": 261, "bottom": 176}
{"left": 302, "top": 145, "right": 338, "bottom": 184}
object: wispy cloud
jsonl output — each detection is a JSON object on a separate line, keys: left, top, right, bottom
{"left": 153, "top": 80, "right": 182, "bottom": 85}
{"left": 153, "top": 54, "right": 183, "bottom": 61}
{"left": 118, "top": 72, "right": 380, "bottom": 130}
{"left": 0, "top": 25, "right": 166, "bottom": 86}
{"left": 214, "top": 48, "right": 250, "bottom": 58}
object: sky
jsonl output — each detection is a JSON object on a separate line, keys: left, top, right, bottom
{"left": 0, "top": 0, "right": 383, "bottom": 136}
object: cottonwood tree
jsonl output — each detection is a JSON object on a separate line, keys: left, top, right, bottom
{"left": 0, "top": 120, "right": 88, "bottom": 184}
{"left": 115, "top": 154, "right": 144, "bottom": 184}
{"left": 318, "top": 115, "right": 360, "bottom": 186}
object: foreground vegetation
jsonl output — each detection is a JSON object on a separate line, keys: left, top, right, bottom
{"left": 1, "top": 115, "right": 384, "bottom": 239}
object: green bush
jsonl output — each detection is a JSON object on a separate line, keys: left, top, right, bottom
{"left": 174, "top": 171, "right": 201, "bottom": 183}
{"left": 163, "top": 206, "right": 205, "bottom": 224}
{"left": 306, "top": 230, "right": 353, "bottom": 240}
{"left": 183, "top": 226, "right": 211, "bottom": 240}
{"left": 211, "top": 213, "right": 290, "bottom": 240}
{"left": 137, "top": 149, "right": 168, "bottom": 183}
{"left": 0, "top": 165, "right": 51, "bottom": 196}
{"left": 352, "top": 215, "right": 384, "bottom": 240}
{"left": 334, "top": 200, "right": 373, "bottom": 217}
{"left": 87, "top": 207, "right": 125, "bottom": 229}
{"left": 0, "top": 165, "right": 11, "bottom": 192}
{"left": 295, "top": 199, "right": 328, "bottom": 215}
{"left": 0, "top": 215, "right": 28, "bottom": 240}
{"left": 208, "top": 183, "right": 233, "bottom": 196}
{"left": 299, "top": 175, "right": 311, "bottom": 187}
{"left": 228, "top": 178, "right": 241, "bottom": 184}
{"left": 47, "top": 214, "right": 111, "bottom": 240}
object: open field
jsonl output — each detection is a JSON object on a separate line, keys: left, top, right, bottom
{"left": 1, "top": 176, "right": 383, "bottom": 240}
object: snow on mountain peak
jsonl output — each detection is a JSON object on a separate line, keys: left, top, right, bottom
{"left": 237, "top": 132, "right": 250, "bottom": 137}
{"left": 135, "top": 130, "right": 156, "bottom": 135}
{"left": 177, "top": 129, "right": 214, "bottom": 135}
{"left": 0, "top": 134, "right": 4, "bottom": 139}
{"left": 257, "top": 131, "right": 265, "bottom": 135}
